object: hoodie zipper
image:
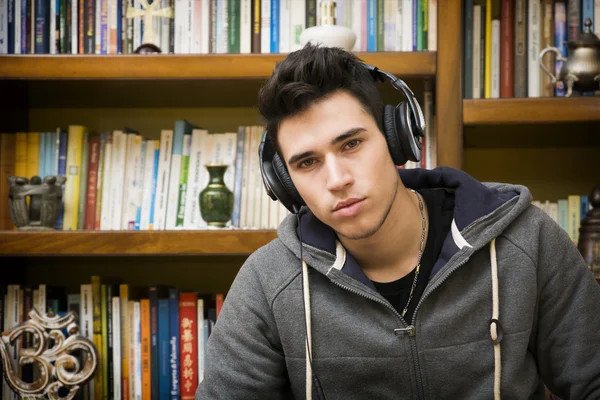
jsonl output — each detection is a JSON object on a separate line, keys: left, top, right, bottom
{"left": 326, "top": 277, "right": 422, "bottom": 397}
{"left": 326, "top": 253, "right": 472, "bottom": 400}
{"left": 408, "top": 255, "right": 472, "bottom": 400}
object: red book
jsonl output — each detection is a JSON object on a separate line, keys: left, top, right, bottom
{"left": 500, "top": 0, "right": 514, "bottom": 98}
{"left": 84, "top": 135, "right": 100, "bottom": 230}
{"left": 179, "top": 293, "right": 198, "bottom": 399}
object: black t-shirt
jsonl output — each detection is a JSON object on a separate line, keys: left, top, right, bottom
{"left": 371, "top": 188, "right": 454, "bottom": 324}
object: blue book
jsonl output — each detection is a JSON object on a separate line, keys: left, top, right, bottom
{"left": 168, "top": 289, "right": 180, "bottom": 400}
{"left": 54, "top": 130, "right": 68, "bottom": 229}
{"left": 367, "top": 0, "right": 376, "bottom": 51}
{"left": 117, "top": 0, "right": 122, "bottom": 53}
{"left": 39, "top": 132, "right": 46, "bottom": 179}
{"left": 158, "top": 299, "right": 170, "bottom": 400}
{"left": 34, "top": 0, "right": 49, "bottom": 53}
{"left": 7, "top": 0, "right": 15, "bottom": 53}
{"left": 270, "top": 0, "right": 279, "bottom": 53}
{"left": 149, "top": 142, "right": 160, "bottom": 229}
{"left": 581, "top": 195, "right": 589, "bottom": 219}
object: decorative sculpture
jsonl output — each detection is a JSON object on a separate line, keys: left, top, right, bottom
{"left": 0, "top": 309, "right": 98, "bottom": 399}
{"left": 578, "top": 184, "right": 600, "bottom": 280}
{"left": 8, "top": 175, "right": 66, "bottom": 230}
{"left": 127, "top": 0, "right": 174, "bottom": 53}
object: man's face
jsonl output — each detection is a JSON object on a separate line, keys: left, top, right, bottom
{"left": 278, "top": 90, "right": 400, "bottom": 240}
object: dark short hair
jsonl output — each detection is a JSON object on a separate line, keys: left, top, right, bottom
{"left": 257, "top": 43, "right": 383, "bottom": 154}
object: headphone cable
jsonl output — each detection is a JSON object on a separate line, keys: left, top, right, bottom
{"left": 294, "top": 205, "right": 327, "bottom": 400}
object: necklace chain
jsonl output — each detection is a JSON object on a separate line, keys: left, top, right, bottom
{"left": 401, "top": 189, "right": 427, "bottom": 318}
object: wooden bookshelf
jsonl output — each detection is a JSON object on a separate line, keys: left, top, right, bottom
{"left": 0, "top": 230, "right": 278, "bottom": 256}
{"left": 463, "top": 97, "right": 600, "bottom": 125}
{"left": 0, "top": 52, "right": 437, "bottom": 80}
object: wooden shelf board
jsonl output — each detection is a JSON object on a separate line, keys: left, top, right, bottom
{"left": 0, "top": 52, "right": 436, "bottom": 80}
{"left": 463, "top": 97, "right": 600, "bottom": 125}
{"left": 0, "top": 230, "right": 278, "bottom": 256}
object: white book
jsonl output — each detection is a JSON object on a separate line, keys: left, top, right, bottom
{"left": 491, "top": 20, "right": 500, "bottom": 98}
{"left": 240, "top": 127, "right": 253, "bottom": 229}
{"left": 192, "top": 0, "right": 202, "bottom": 53}
{"left": 140, "top": 140, "right": 157, "bottom": 230}
{"left": 71, "top": 0, "right": 77, "bottom": 53}
{"left": 197, "top": 299, "right": 205, "bottom": 384}
{"left": 133, "top": 302, "right": 142, "bottom": 400}
{"left": 201, "top": 0, "right": 210, "bottom": 53}
{"left": 14, "top": 0, "right": 20, "bottom": 54}
{"left": 95, "top": 0, "right": 101, "bottom": 53}
{"left": 109, "top": 131, "right": 127, "bottom": 230}
{"left": 219, "top": 0, "right": 229, "bottom": 53}
{"left": 252, "top": 128, "right": 263, "bottom": 228}
{"left": 528, "top": 0, "right": 541, "bottom": 98}
{"left": 122, "top": 134, "right": 142, "bottom": 230}
{"left": 100, "top": 141, "right": 113, "bottom": 230}
{"left": 240, "top": 0, "right": 252, "bottom": 53}
{"left": 49, "top": 0, "right": 56, "bottom": 54}
{"left": 402, "top": 0, "right": 412, "bottom": 51}
{"left": 261, "top": 0, "right": 271, "bottom": 53}
{"left": 184, "top": 129, "right": 210, "bottom": 229}
{"left": 473, "top": 5, "right": 482, "bottom": 99}
{"left": 112, "top": 297, "right": 122, "bottom": 400}
{"left": 153, "top": 130, "right": 173, "bottom": 230}
{"left": 394, "top": 0, "right": 403, "bottom": 51}
{"left": 384, "top": 0, "right": 396, "bottom": 51}
{"left": 128, "top": 302, "right": 135, "bottom": 400}
{"left": 174, "top": 0, "right": 186, "bottom": 53}
{"left": 428, "top": 0, "right": 437, "bottom": 51}
{"left": 279, "top": 0, "right": 291, "bottom": 53}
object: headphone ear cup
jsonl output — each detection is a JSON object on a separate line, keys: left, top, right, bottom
{"left": 382, "top": 104, "right": 408, "bottom": 166}
{"left": 272, "top": 152, "right": 305, "bottom": 208}
{"left": 394, "top": 102, "right": 422, "bottom": 163}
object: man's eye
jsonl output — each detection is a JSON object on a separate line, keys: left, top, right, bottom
{"left": 299, "top": 158, "right": 316, "bottom": 169}
{"left": 345, "top": 139, "right": 362, "bottom": 149}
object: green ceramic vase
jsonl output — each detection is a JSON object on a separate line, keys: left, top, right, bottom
{"left": 199, "top": 164, "right": 234, "bottom": 228}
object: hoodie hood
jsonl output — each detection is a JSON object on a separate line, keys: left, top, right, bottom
{"left": 277, "top": 166, "right": 533, "bottom": 286}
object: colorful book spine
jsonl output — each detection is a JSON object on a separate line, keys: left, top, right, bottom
{"left": 179, "top": 293, "right": 197, "bottom": 399}
{"left": 141, "top": 299, "right": 151, "bottom": 400}
{"left": 157, "top": 298, "right": 170, "bottom": 399}
{"left": 62, "top": 125, "right": 85, "bottom": 230}
{"left": 168, "top": 289, "right": 180, "bottom": 400}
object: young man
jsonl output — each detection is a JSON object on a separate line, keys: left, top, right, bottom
{"left": 196, "top": 44, "right": 600, "bottom": 399}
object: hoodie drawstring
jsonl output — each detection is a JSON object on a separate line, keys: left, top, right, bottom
{"left": 489, "top": 238, "right": 502, "bottom": 400}
{"left": 303, "top": 239, "right": 503, "bottom": 400}
{"left": 303, "top": 259, "right": 313, "bottom": 400}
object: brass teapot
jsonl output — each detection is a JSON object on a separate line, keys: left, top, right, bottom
{"left": 539, "top": 18, "right": 600, "bottom": 97}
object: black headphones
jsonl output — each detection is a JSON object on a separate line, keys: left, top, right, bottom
{"left": 258, "top": 63, "right": 426, "bottom": 214}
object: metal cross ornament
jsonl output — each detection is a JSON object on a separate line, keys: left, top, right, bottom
{"left": 126, "top": 0, "right": 173, "bottom": 46}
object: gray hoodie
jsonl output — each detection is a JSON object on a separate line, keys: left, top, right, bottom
{"left": 196, "top": 166, "right": 600, "bottom": 400}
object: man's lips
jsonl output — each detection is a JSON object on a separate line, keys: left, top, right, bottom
{"left": 333, "top": 198, "right": 364, "bottom": 217}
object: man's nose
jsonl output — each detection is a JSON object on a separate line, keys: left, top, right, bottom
{"left": 325, "top": 156, "right": 353, "bottom": 192}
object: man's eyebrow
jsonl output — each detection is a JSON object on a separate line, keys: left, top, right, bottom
{"left": 287, "top": 127, "right": 366, "bottom": 166}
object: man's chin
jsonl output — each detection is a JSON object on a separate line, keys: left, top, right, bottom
{"left": 333, "top": 221, "right": 382, "bottom": 241}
